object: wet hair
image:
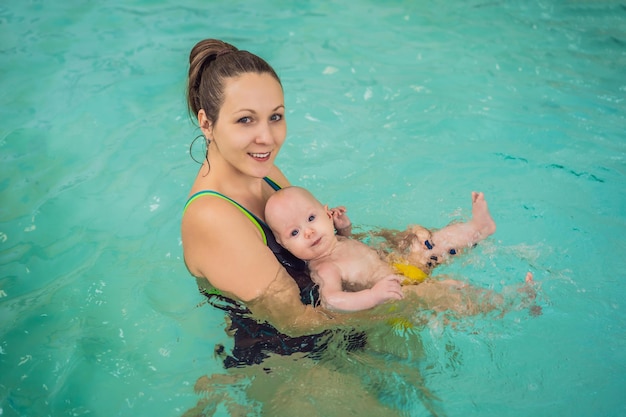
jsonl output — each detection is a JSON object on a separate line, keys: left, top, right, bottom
{"left": 186, "top": 39, "right": 282, "bottom": 126}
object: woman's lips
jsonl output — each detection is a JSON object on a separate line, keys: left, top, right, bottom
{"left": 249, "top": 151, "right": 270, "bottom": 161}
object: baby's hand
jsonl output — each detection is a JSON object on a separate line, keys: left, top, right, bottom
{"left": 329, "top": 206, "right": 351, "bottom": 230}
{"left": 371, "top": 275, "right": 404, "bottom": 304}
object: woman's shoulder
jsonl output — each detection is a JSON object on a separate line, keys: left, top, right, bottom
{"left": 181, "top": 191, "right": 273, "bottom": 288}
{"left": 268, "top": 166, "right": 290, "bottom": 187}
{"left": 183, "top": 189, "right": 226, "bottom": 218}
{"left": 182, "top": 191, "right": 257, "bottom": 234}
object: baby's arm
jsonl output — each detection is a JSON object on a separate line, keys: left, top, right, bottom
{"left": 314, "top": 264, "right": 403, "bottom": 312}
{"left": 329, "top": 206, "right": 352, "bottom": 237}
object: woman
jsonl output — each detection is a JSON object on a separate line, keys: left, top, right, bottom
{"left": 181, "top": 39, "right": 360, "bottom": 368}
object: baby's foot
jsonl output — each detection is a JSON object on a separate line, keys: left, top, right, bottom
{"left": 525, "top": 272, "right": 533, "bottom": 283}
{"left": 470, "top": 192, "right": 496, "bottom": 238}
{"left": 520, "top": 272, "right": 542, "bottom": 316}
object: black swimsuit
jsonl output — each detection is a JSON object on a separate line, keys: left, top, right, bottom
{"left": 184, "top": 177, "right": 365, "bottom": 368}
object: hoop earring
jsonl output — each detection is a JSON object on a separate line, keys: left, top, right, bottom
{"left": 189, "top": 134, "right": 207, "bottom": 165}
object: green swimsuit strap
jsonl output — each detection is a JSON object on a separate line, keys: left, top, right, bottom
{"left": 182, "top": 177, "right": 282, "bottom": 246}
{"left": 263, "top": 176, "right": 281, "bottom": 191}
{"left": 183, "top": 190, "right": 267, "bottom": 245}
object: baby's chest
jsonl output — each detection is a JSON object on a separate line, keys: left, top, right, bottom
{"left": 339, "top": 254, "right": 391, "bottom": 289}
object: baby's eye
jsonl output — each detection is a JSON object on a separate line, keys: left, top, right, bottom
{"left": 308, "top": 215, "right": 315, "bottom": 222}
{"left": 290, "top": 229, "right": 299, "bottom": 237}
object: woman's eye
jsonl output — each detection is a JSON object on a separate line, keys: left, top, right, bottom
{"left": 270, "top": 113, "right": 283, "bottom": 122}
{"left": 308, "top": 215, "right": 315, "bottom": 222}
{"left": 238, "top": 116, "right": 252, "bottom": 124}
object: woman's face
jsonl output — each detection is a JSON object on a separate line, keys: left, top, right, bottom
{"left": 203, "top": 72, "right": 286, "bottom": 178}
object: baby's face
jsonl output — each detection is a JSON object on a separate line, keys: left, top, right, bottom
{"left": 267, "top": 190, "right": 336, "bottom": 261}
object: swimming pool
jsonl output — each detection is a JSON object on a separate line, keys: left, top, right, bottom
{"left": 1, "top": 0, "right": 625, "bottom": 416}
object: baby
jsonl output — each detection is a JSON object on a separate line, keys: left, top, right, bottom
{"left": 265, "top": 186, "right": 499, "bottom": 312}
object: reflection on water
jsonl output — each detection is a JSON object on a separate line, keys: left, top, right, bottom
{"left": 182, "top": 277, "right": 540, "bottom": 417}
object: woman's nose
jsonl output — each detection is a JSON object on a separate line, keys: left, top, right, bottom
{"left": 255, "top": 122, "right": 273, "bottom": 144}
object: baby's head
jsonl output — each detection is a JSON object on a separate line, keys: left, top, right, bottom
{"left": 265, "top": 186, "right": 336, "bottom": 261}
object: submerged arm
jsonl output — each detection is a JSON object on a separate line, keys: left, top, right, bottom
{"left": 246, "top": 265, "right": 340, "bottom": 336}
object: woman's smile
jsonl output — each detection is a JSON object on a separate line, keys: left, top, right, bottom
{"left": 249, "top": 151, "right": 271, "bottom": 161}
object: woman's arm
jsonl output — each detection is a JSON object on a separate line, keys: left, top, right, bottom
{"left": 182, "top": 196, "right": 340, "bottom": 336}
{"left": 246, "top": 267, "right": 339, "bottom": 336}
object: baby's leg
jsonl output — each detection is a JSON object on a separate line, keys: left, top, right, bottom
{"left": 409, "top": 192, "right": 496, "bottom": 265}
{"left": 429, "top": 191, "right": 496, "bottom": 254}
{"left": 403, "top": 272, "right": 538, "bottom": 317}
{"left": 404, "top": 279, "right": 500, "bottom": 316}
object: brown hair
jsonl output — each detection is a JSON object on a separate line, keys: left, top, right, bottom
{"left": 186, "top": 39, "right": 282, "bottom": 125}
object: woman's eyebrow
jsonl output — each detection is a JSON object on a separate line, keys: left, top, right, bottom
{"left": 233, "top": 104, "right": 285, "bottom": 114}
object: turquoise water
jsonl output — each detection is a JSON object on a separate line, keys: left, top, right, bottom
{"left": 1, "top": 0, "right": 625, "bottom": 416}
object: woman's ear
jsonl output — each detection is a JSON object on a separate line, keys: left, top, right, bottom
{"left": 198, "top": 109, "right": 213, "bottom": 139}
